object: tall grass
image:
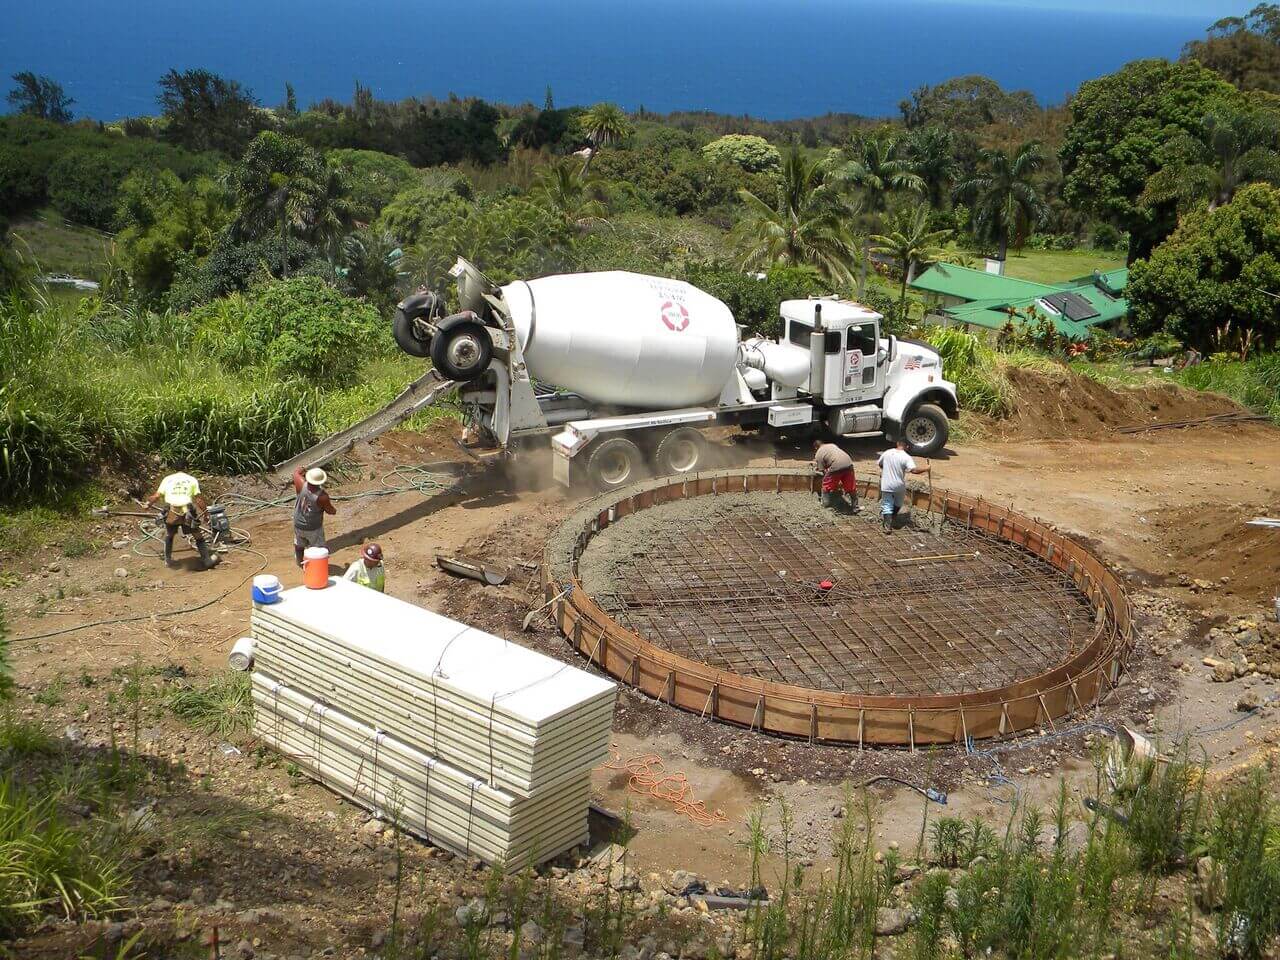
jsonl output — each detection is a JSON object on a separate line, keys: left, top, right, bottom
{"left": 0, "top": 776, "right": 129, "bottom": 936}
{"left": 165, "top": 671, "right": 254, "bottom": 738}
{"left": 1177, "top": 353, "right": 1280, "bottom": 424}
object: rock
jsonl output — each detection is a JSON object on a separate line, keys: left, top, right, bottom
{"left": 520, "top": 920, "right": 544, "bottom": 944}
{"left": 1236, "top": 691, "right": 1262, "bottom": 712}
{"left": 1195, "top": 856, "right": 1224, "bottom": 911}
{"left": 104, "top": 922, "right": 126, "bottom": 943}
{"left": 875, "top": 907, "right": 912, "bottom": 936}
{"left": 370, "top": 930, "right": 387, "bottom": 949}
{"left": 610, "top": 861, "right": 640, "bottom": 891}
{"left": 189, "top": 886, "right": 209, "bottom": 906}
{"left": 1204, "top": 658, "right": 1237, "bottom": 683}
{"left": 47, "top": 562, "right": 61, "bottom": 573}
{"left": 111, "top": 539, "right": 131, "bottom": 550}
{"left": 683, "top": 938, "right": 710, "bottom": 959}
{"left": 665, "top": 869, "right": 700, "bottom": 896}
{"left": 714, "top": 934, "right": 737, "bottom": 959}
{"left": 114, "top": 567, "right": 129, "bottom": 579}
{"left": 63, "top": 725, "right": 84, "bottom": 744}
{"left": 944, "top": 887, "right": 960, "bottom": 912}
{"left": 563, "top": 924, "right": 585, "bottom": 949}
{"left": 236, "top": 941, "right": 256, "bottom": 959}
{"left": 455, "top": 898, "right": 488, "bottom": 928}
{"left": 894, "top": 864, "right": 922, "bottom": 883}
{"left": 125, "top": 803, "right": 157, "bottom": 834}
{"left": 359, "top": 817, "right": 385, "bottom": 836}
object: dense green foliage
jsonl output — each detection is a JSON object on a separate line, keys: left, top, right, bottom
{"left": 6, "top": 72, "right": 73, "bottom": 124}
{"left": 157, "top": 67, "right": 267, "bottom": 156}
{"left": 326, "top": 148, "right": 417, "bottom": 219}
{"left": 1060, "top": 59, "right": 1238, "bottom": 261}
{"left": 901, "top": 75, "right": 1039, "bottom": 130}
{"left": 1178, "top": 352, "right": 1280, "bottom": 422}
{"left": 702, "top": 134, "right": 782, "bottom": 173}
{"left": 1128, "top": 183, "right": 1280, "bottom": 350}
{"left": 1184, "top": 3, "right": 1280, "bottom": 93}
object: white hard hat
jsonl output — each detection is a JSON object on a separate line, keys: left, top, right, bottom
{"left": 305, "top": 467, "right": 328, "bottom": 486}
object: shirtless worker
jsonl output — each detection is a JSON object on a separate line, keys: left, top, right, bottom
{"left": 811, "top": 438, "right": 858, "bottom": 514}
{"left": 290, "top": 467, "right": 336, "bottom": 566}
{"left": 877, "top": 438, "right": 931, "bottom": 534}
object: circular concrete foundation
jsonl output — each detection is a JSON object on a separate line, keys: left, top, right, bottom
{"left": 544, "top": 469, "right": 1134, "bottom": 747}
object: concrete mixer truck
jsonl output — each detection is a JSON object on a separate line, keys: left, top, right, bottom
{"left": 273, "top": 258, "right": 959, "bottom": 491}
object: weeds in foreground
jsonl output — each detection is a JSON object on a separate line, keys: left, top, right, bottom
{"left": 0, "top": 775, "right": 129, "bottom": 937}
{"left": 165, "top": 671, "right": 253, "bottom": 738}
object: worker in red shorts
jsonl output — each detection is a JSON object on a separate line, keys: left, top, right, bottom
{"left": 812, "top": 439, "right": 859, "bottom": 514}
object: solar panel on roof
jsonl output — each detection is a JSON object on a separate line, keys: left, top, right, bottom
{"left": 1041, "top": 292, "right": 1099, "bottom": 322}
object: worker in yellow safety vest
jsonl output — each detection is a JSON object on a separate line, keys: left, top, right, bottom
{"left": 144, "top": 469, "right": 218, "bottom": 570}
{"left": 343, "top": 542, "right": 386, "bottom": 592}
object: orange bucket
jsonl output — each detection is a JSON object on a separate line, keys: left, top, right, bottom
{"left": 302, "top": 546, "right": 330, "bottom": 589}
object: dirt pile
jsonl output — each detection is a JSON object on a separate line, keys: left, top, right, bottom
{"left": 1148, "top": 504, "right": 1280, "bottom": 608}
{"left": 990, "top": 366, "right": 1244, "bottom": 441}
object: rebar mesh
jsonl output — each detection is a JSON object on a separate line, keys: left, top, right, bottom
{"left": 589, "top": 503, "right": 1092, "bottom": 697}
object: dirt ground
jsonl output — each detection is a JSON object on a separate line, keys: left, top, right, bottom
{"left": 6, "top": 384, "right": 1280, "bottom": 955}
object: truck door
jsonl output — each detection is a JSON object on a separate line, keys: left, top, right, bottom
{"left": 838, "top": 321, "right": 882, "bottom": 403}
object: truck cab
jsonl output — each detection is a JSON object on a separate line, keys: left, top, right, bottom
{"left": 777, "top": 298, "right": 959, "bottom": 452}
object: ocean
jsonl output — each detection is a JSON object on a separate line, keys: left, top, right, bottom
{"left": 1, "top": 0, "right": 1215, "bottom": 122}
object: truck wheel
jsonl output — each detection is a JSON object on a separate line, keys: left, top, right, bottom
{"left": 430, "top": 321, "right": 492, "bottom": 381}
{"left": 586, "top": 438, "right": 648, "bottom": 491}
{"left": 393, "top": 300, "right": 433, "bottom": 358}
{"left": 902, "top": 403, "right": 949, "bottom": 456}
{"left": 653, "top": 427, "right": 707, "bottom": 476}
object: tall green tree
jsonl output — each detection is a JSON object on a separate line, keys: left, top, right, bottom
{"left": 834, "top": 134, "right": 924, "bottom": 293}
{"left": 6, "top": 72, "right": 73, "bottom": 123}
{"left": 231, "top": 132, "right": 353, "bottom": 275}
{"left": 733, "top": 146, "right": 861, "bottom": 289}
{"left": 903, "top": 126, "right": 958, "bottom": 210}
{"left": 1140, "top": 104, "right": 1280, "bottom": 213}
{"left": 578, "top": 102, "right": 630, "bottom": 176}
{"left": 1128, "top": 182, "right": 1280, "bottom": 351}
{"left": 1060, "top": 59, "right": 1238, "bottom": 262}
{"left": 954, "top": 141, "right": 1048, "bottom": 262}
{"left": 1183, "top": 4, "right": 1280, "bottom": 93}
{"left": 157, "top": 68, "right": 266, "bottom": 156}
{"left": 870, "top": 204, "right": 952, "bottom": 311}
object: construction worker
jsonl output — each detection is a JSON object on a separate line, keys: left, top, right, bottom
{"left": 291, "top": 467, "right": 336, "bottom": 566}
{"left": 877, "top": 438, "right": 930, "bottom": 534}
{"left": 812, "top": 439, "right": 858, "bottom": 513}
{"left": 144, "top": 468, "right": 217, "bottom": 570}
{"left": 343, "top": 542, "right": 386, "bottom": 592}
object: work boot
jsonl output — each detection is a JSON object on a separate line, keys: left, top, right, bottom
{"left": 197, "top": 539, "right": 216, "bottom": 571}
{"left": 163, "top": 535, "right": 177, "bottom": 568}
{"left": 881, "top": 513, "right": 892, "bottom": 534}
{"left": 820, "top": 492, "right": 840, "bottom": 511}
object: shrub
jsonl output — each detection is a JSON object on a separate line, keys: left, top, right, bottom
{"left": 47, "top": 148, "right": 136, "bottom": 230}
{"left": 326, "top": 148, "right": 417, "bottom": 220}
{"left": 1209, "top": 772, "right": 1280, "bottom": 960}
{"left": 701, "top": 134, "right": 782, "bottom": 173}
{"left": 921, "top": 326, "right": 1012, "bottom": 417}
{"left": 190, "top": 276, "right": 384, "bottom": 383}
{"left": 166, "top": 671, "right": 254, "bottom": 737}
{"left": 1178, "top": 351, "right": 1280, "bottom": 423}
{"left": 684, "top": 263, "right": 824, "bottom": 338}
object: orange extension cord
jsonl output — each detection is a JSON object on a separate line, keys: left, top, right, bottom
{"left": 602, "top": 748, "right": 728, "bottom": 827}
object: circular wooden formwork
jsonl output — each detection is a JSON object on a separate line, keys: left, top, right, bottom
{"left": 543, "top": 469, "right": 1134, "bottom": 748}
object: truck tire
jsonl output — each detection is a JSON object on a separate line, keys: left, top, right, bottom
{"left": 392, "top": 299, "right": 434, "bottom": 358}
{"left": 653, "top": 427, "right": 707, "bottom": 476}
{"left": 586, "top": 437, "right": 648, "bottom": 491}
{"left": 902, "top": 403, "right": 949, "bottom": 456}
{"left": 430, "top": 320, "right": 492, "bottom": 381}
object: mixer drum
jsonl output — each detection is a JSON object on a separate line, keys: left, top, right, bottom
{"left": 501, "top": 271, "right": 740, "bottom": 408}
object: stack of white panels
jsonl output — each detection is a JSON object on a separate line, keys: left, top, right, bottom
{"left": 249, "top": 580, "right": 615, "bottom": 869}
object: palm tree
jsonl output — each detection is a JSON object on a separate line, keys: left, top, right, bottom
{"left": 833, "top": 134, "right": 924, "bottom": 294}
{"left": 952, "top": 141, "right": 1048, "bottom": 264}
{"left": 309, "top": 164, "right": 359, "bottom": 263}
{"left": 870, "top": 204, "right": 952, "bottom": 313}
{"left": 579, "top": 103, "right": 630, "bottom": 176}
{"left": 903, "top": 126, "right": 958, "bottom": 210}
{"left": 733, "top": 146, "right": 861, "bottom": 289}
{"left": 1140, "top": 106, "right": 1280, "bottom": 213}
{"left": 536, "top": 161, "right": 608, "bottom": 229}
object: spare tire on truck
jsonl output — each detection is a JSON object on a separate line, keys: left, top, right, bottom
{"left": 392, "top": 292, "right": 440, "bottom": 358}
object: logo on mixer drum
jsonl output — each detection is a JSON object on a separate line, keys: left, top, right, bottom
{"left": 660, "top": 300, "right": 690, "bottom": 332}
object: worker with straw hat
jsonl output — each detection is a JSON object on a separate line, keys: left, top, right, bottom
{"left": 290, "top": 467, "right": 336, "bottom": 566}
{"left": 343, "top": 542, "right": 386, "bottom": 593}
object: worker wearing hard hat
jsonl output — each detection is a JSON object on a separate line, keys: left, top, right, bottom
{"left": 343, "top": 542, "right": 386, "bottom": 592}
{"left": 144, "top": 469, "right": 218, "bottom": 570}
{"left": 291, "top": 467, "right": 337, "bottom": 566}
{"left": 877, "top": 438, "right": 931, "bottom": 534}
{"left": 812, "top": 439, "right": 859, "bottom": 513}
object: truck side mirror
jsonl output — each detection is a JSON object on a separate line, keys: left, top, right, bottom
{"left": 889, "top": 335, "right": 898, "bottom": 362}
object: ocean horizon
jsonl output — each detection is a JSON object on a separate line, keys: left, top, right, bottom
{"left": 3, "top": 0, "right": 1217, "bottom": 122}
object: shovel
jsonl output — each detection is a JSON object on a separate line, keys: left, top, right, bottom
{"left": 436, "top": 554, "right": 508, "bottom": 586}
{"left": 522, "top": 586, "right": 572, "bottom": 631}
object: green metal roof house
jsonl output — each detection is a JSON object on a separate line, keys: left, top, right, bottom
{"left": 910, "top": 263, "right": 1130, "bottom": 340}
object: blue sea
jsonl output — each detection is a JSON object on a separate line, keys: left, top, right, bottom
{"left": 1, "top": 0, "right": 1219, "bottom": 122}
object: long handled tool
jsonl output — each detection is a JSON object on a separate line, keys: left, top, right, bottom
{"left": 522, "top": 586, "right": 572, "bottom": 631}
